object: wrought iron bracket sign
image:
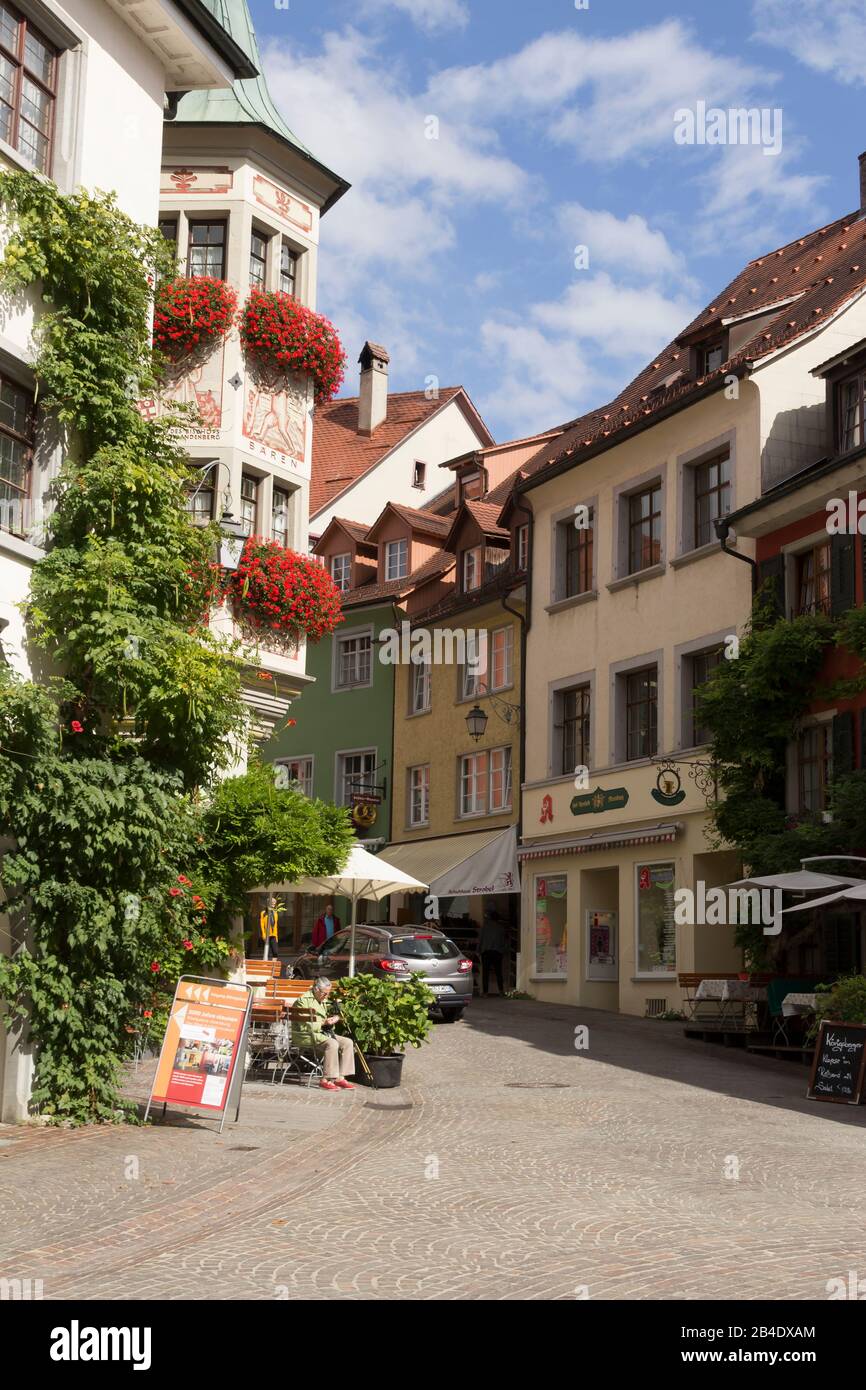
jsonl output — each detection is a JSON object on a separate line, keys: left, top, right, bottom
{"left": 651, "top": 763, "right": 686, "bottom": 807}
{"left": 571, "top": 786, "right": 629, "bottom": 816}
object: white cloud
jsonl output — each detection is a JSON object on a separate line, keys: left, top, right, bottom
{"left": 359, "top": 0, "right": 469, "bottom": 34}
{"left": 752, "top": 0, "right": 866, "bottom": 85}
{"left": 478, "top": 274, "right": 700, "bottom": 435}
{"left": 693, "top": 142, "right": 828, "bottom": 253}
{"left": 557, "top": 204, "right": 690, "bottom": 283}
{"left": 429, "top": 20, "right": 773, "bottom": 162}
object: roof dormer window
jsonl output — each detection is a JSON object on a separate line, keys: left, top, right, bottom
{"left": 700, "top": 341, "right": 725, "bottom": 375}
{"left": 839, "top": 369, "right": 865, "bottom": 453}
{"left": 385, "top": 537, "right": 408, "bottom": 581}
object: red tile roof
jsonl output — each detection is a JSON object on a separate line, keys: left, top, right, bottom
{"left": 463, "top": 500, "right": 510, "bottom": 539}
{"left": 311, "top": 386, "right": 466, "bottom": 518}
{"left": 520, "top": 208, "right": 866, "bottom": 488}
{"left": 340, "top": 550, "right": 454, "bottom": 609}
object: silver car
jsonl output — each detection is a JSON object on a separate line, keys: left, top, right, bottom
{"left": 292, "top": 924, "right": 473, "bottom": 1021}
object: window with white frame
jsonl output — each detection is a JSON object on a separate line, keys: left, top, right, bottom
{"left": 335, "top": 631, "right": 372, "bottom": 689}
{"left": 385, "top": 538, "right": 408, "bottom": 581}
{"left": 272, "top": 486, "right": 290, "bottom": 547}
{"left": 411, "top": 656, "right": 431, "bottom": 713}
{"left": 280, "top": 241, "right": 299, "bottom": 296}
{"left": 408, "top": 764, "right": 430, "bottom": 826}
{"left": 459, "top": 750, "right": 488, "bottom": 816}
{"left": 489, "top": 745, "right": 513, "bottom": 812}
{"left": 459, "top": 746, "right": 511, "bottom": 816}
{"left": 516, "top": 524, "right": 529, "bottom": 572}
{"left": 249, "top": 229, "right": 268, "bottom": 287}
{"left": 461, "top": 630, "right": 489, "bottom": 700}
{"left": 239, "top": 474, "right": 258, "bottom": 535}
{"left": 338, "top": 749, "right": 377, "bottom": 806}
{"left": 462, "top": 546, "right": 481, "bottom": 592}
{"left": 277, "top": 756, "right": 313, "bottom": 797}
{"left": 490, "top": 626, "right": 513, "bottom": 692}
{"left": 330, "top": 553, "right": 351, "bottom": 592}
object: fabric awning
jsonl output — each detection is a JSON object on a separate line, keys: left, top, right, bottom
{"left": 381, "top": 826, "right": 520, "bottom": 896}
{"left": 518, "top": 822, "right": 682, "bottom": 861}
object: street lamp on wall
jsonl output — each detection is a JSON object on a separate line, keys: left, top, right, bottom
{"left": 466, "top": 704, "right": 488, "bottom": 742}
{"left": 188, "top": 461, "right": 247, "bottom": 572}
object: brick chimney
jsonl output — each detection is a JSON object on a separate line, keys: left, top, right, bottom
{"left": 357, "top": 341, "right": 389, "bottom": 435}
{"left": 860, "top": 149, "right": 866, "bottom": 214}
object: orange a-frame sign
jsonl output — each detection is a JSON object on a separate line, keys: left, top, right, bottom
{"left": 145, "top": 976, "right": 253, "bottom": 1130}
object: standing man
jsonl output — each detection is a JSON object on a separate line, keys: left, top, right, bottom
{"left": 478, "top": 909, "right": 509, "bottom": 997}
{"left": 260, "top": 895, "right": 281, "bottom": 964}
{"left": 312, "top": 900, "right": 340, "bottom": 950}
{"left": 291, "top": 978, "right": 355, "bottom": 1091}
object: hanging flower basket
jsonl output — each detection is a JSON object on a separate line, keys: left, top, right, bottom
{"left": 238, "top": 289, "right": 346, "bottom": 404}
{"left": 153, "top": 276, "right": 237, "bottom": 362}
{"left": 224, "top": 536, "right": 345, "bottom": 643}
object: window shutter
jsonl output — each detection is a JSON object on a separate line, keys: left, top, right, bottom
{"left": 833, "top": 710, "right": 855, "bottom": 778}
{"left": 831, "top": 532, "right": 856, "bottom": 615}
{"left": 756, "top": 553, "right": 785, "bottom": 619}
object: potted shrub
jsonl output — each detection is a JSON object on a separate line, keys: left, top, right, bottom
{"left": 332, "top": 973, "right": 434, "bottom": 1088}
{"left": 238, "top": 288, "right": 346, "bottom": 403}
{"left": 810, "top": 975, "right": 866, "bottom": 1035}
{"left": 153, "top": 275, "right": 237, "bottom": 363}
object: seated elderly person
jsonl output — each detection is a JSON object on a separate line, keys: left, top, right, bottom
{"left": 291, "top": 976, "right": 355, "bottom": 1091}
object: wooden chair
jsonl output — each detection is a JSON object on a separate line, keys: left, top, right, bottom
{"left": 275, "top": 1000, "right": 326, "bottom": 1087}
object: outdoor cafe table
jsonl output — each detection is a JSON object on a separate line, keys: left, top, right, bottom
{"left": 693, "top": 978, "right": 768, "bottom": 1027}
{"left": 781, "top": 991, "right": 818, "bottom": 1017}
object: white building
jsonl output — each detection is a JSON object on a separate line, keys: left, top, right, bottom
{"left": 309, "top": 342, "right": 493, "bottom": 542}
{"left": 0, "top": 0, "right": 259, "bottom": 1122}
{"left": 153, "top": 0, "right": 349, "bottom": 739}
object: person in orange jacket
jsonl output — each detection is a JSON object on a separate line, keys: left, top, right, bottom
{"left": 260, "top": 895, "right": 282, "bottom": 962}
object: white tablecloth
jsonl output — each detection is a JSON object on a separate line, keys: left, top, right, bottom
{"left": 781, "top": 991, "right": 818, "bottom": 1017}
{"left": 694, "top": 979, "right": 767, "bottom": 1003}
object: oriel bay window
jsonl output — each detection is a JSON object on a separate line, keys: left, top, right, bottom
{"left": 249, "top": 229, "right": 268, "bottom": 287}
{"left": 0, "top": 373, "right": 34, "bottom": 532}
{"left": 188, "top": 221, "right": 227, "bottom": 279}
{"left": 271, "top": 486, "right": 290, "bottom": 547}
{"left": 280, "top": 242, "right": 299, "bottom": 296}
{"left": 239, "top": 474, "right": 258, "bottom": 534}
{"left": 0, "top": 4, "right": 57, "bottom": 173}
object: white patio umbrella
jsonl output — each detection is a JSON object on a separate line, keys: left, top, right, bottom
{"left": 727, "top": 870, "right": 865, "bottom": 893}
{"left": 782, "top": 881, "right": 866, "bottom": 916}
{"left": 257, "top": 841, "right": 428, "bottom": 976}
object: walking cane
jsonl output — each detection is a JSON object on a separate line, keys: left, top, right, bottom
{"left": 339, "top": 1016, "right": 376, "bottom": 1089}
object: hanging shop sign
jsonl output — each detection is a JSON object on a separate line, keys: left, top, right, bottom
{"left": 651, "top": 765, "right": 686, "bottom": 807}
{"left": 145, "top": 976, "right": 252, "bottom": 1132}
{"left": 571, "top": 786, "right": 629, "bottom": 816}
{"left": 351, "top": 796, "right": 379, "bottom": 828}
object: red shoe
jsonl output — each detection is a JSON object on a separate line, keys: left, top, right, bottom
{"left": 319, "top": 1079, "right": 338, "bottom": 1091}
{"left": 335, "top": 1079, "right": 355, "bottom": 1090}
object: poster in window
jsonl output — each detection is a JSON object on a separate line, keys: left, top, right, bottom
{"left": 586, "top": 909, "right": 618, "bottom": 982}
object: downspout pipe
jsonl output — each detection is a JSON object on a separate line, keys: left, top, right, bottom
{"left": 716, "top": 515, "right": 758, "bottom": 596}
{"left": 501, "top": 495, "right": 533, "bottom": 846}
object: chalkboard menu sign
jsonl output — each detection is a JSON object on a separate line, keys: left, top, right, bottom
{"left": 807, "top": 1021, "right": 866, "bottom": 1105}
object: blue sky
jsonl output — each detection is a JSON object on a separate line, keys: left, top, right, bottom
{"left": 251, "top": 0, "right": 866, "bottom": 441}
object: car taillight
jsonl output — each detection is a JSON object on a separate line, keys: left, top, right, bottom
{"left": 378, "top": 958, "right": 408, "bottom": 972}
{"left": 457, "top": 958, "right": 472, "bottom": 973}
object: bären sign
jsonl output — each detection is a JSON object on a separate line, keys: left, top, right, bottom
{"left": 807, "top": 1019, "right": 866, "bottom": 1104}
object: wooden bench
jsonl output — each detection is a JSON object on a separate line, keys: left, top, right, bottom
{"left": 245, "top": 958, "right": 281, "bottom": 982}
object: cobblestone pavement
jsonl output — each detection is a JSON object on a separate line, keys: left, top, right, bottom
{"left": 1, "top": 1000, "right": 865, "bottom": 1301}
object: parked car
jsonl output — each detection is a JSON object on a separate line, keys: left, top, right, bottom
{"left": 292, "top": 924, "right": 473, "bottom": 1021}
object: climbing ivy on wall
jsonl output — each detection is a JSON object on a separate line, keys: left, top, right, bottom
{"left": 0, "top": 174, "right": 351, "bottom": 1123}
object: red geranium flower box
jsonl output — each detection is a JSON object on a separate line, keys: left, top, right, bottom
{"left": 153, "top": 275, "right": 237, "bottom": 363}
{"left": 238, "top": 289, "right": 346, "bottom": 404}
{"left": 224, "top": 536, "right": 344, "bottom": 643}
